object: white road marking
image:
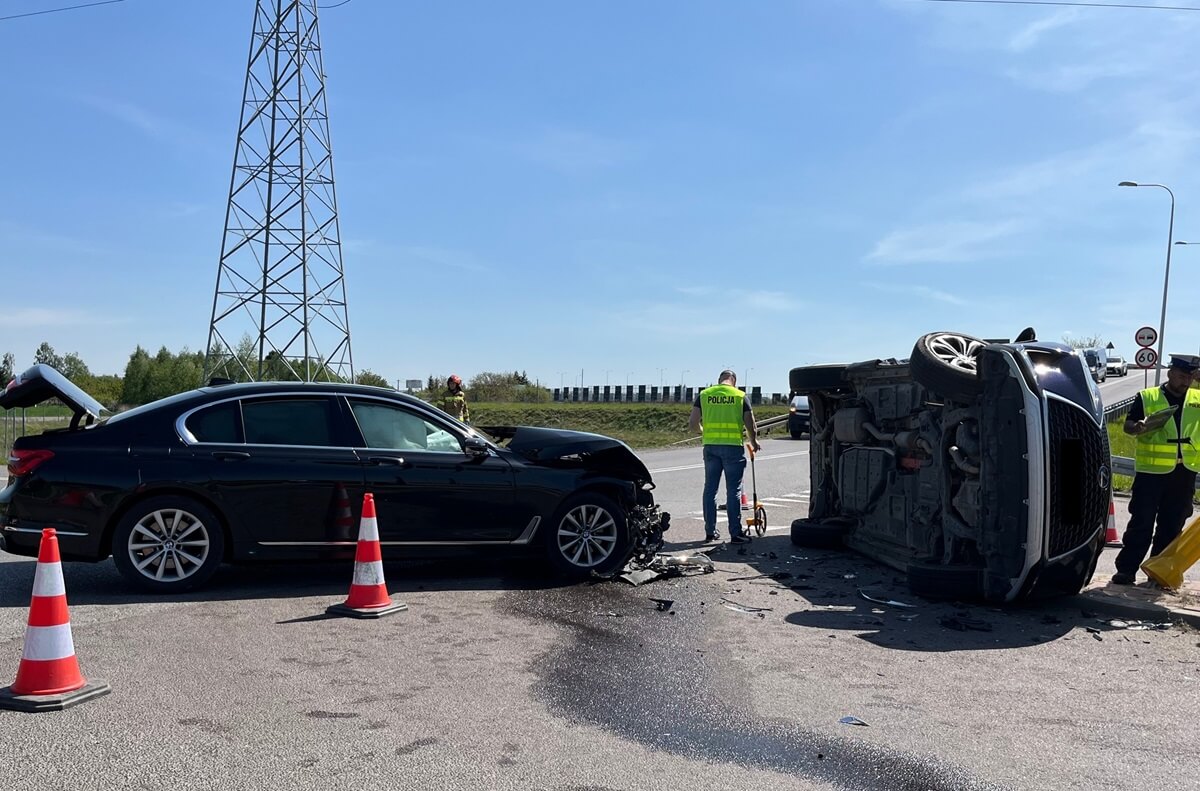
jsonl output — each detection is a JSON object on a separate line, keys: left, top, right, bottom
{"left": 649, "top": 449, "right": 809, "bottom": 474}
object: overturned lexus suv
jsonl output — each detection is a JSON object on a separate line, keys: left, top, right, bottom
{"left": 790, "top": 330, "right": 1110, "bottom": 602}
{"left": 1, "top": 365, "right": 668, "bottom": 593}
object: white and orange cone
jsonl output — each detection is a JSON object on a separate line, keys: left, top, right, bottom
{"left": 0, "top": 528, "right": 110, "bottom": 712}
{"left": 326, "top": 494, "right": 407, "bottom": 619}
{"left": 1105, "top": 498, "right": 1123, "bottom": 548}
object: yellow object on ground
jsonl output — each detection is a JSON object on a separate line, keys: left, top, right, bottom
{"left": 1141, "top": 514, "right": 1200, "bottom": 590}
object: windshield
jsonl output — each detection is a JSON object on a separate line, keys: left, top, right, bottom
{"left": 1084, "top": 351, "right": 1098, "bottom": 365}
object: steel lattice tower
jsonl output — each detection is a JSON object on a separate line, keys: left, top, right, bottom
{"left": 205, "top": 0, "right": 353, "bottom": 383}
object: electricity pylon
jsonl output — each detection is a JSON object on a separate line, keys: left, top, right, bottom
{"left": 205, "top": 0, "right": 353, "bottom": 383}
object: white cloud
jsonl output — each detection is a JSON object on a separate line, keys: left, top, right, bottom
{"left": 867, "top": 220, "right": 1023, "bottom": 264}
{"left": 1007, "top": 9, "right": 1080, "bottom": 53}
{"left": 867, "top": 282, "right": 967, "bottom": 306}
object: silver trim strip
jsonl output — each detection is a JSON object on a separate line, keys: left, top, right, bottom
{"left": 3, "top": 526, "right": 89, "bottom": 537}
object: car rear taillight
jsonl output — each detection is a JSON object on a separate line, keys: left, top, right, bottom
{"left": 7, "top": 449, "right": 54, "bottom": 477}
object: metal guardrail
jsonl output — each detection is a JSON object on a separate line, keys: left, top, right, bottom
{"left": 1102, "top": 394, "right": 1138, "bottom": 423}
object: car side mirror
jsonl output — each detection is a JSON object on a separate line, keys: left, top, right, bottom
{"left": 463, "top": 436, "right": 489, "bottom": 459}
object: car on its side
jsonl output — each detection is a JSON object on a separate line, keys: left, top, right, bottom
{"left": 1106, "top": 355, "right": 1128, "bottom": 377}
{"left": 789, "top": 330, "right": 1110, "bottom": 603}
{"left": 788, "top": 394, "right": 810, "bottom": 439}
{"left": 0, "top": 366, "right": 668, "bottom": 592}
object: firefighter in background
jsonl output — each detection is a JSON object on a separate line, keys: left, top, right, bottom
{"left": 440, "top": 374, "right": 470, "bottom": 423}
{"left": 1114, "top": 354, "right": 1200, "bottom": 584}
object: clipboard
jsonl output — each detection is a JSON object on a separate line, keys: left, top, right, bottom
{"left": 1141, "top": 405, "right": 1179, "bottom": 432}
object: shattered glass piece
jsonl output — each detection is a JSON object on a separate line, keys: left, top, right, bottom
{"left": 721, "top": 598, "right": 773, "bottom": 613}
{"left": 619, "top": 567, "right": 662, "bottom": 587}
{"left": 650, "top": 598, "right": 674, "bottom": 612}
{"left": 898, "top": 614, "right": 918, "bottom": 622}
{"left": 858, "top": 589, "right": 918, "bottom": 609}
{"left": 839, "top": 716, "right": 869, "bottom": 727}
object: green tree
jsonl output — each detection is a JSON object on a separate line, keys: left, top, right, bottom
{"left": 121, "top": 346, "right": 153, "bottom": 404}
{"left": 61, "top": 351, "right": 91, "bottom": 381}
{"left": 77, "top": 374, "right": 124, "bottom": 410}
{"left": 468, "top": 371, "right": 551, "bottom": 403}
{"left": 0, "top": 352, "right": 14, "bottom": 383}
{"left": 1062, "top": 333, "right": 1105, "bottom": 350}
{"left": 33, "top": 341, "right": 64, "bottom": 370}
{"left": 354, "top": 370, "right": 391, "bottom": 388}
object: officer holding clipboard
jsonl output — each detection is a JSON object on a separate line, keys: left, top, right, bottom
{"left": 1114, "top": 354, "right": 1200, "bottom": 584}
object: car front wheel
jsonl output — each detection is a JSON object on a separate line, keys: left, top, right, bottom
{"left": 112, "top": 495, "right": 225, "bottom": 593}
{"left": 545, "top": 493, "right": 630, "bottom": 578}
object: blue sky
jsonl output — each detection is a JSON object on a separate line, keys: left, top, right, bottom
{"left": 2, "top": 0, "right": 1199, "bottom": 395}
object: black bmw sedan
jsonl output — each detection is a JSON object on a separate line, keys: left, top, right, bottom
{"left": 1, "top": 366, "right": 668, "bottom": 592}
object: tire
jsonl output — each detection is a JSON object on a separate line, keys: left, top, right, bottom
{"left": 111, "top": 495, "right": 225, "bottom": 593}
{"left": 544, "top": 492, "right": 630, "bottom": 578}
{"left": 909, "top": 331, "right": 986, "bottom": 400}
{"left": 905, "top": 564, "right": 982, "bottom": 600}
{"left": 790, "top": 365, "right": 849, "bottom": 394}
{"left": 790, "top": 519, "right": 845, "bottom": 549}
{"left": 790, "top": 426, "right": 805, "bottom": 440}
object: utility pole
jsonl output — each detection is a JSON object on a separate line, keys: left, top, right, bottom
{"left": 205, "top": 0, "right": 353, "bottom": 383}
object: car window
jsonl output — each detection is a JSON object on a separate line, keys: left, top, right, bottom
{"left": 242, "top": 398, "right": 334, "bottom": 446}
{"left": 349, "top": 400, "right": 462, "bottom": 453}
{"left": 185, "top": 401, "right": 242, "bottom": 443}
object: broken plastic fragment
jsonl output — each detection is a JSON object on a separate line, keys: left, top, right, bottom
{"left": 839, "top": 716, "right": 869, "bottom": 727}
{"left": 650, "top": 598, "right": 674, "bottom": 612}
{"left": 721, "top": 598, "right": 773, "bottom": 614}
{"left": 858, "top": 589, "right": 917, "bottom": 609}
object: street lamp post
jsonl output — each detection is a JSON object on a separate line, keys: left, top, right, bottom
{"left": 1120, "top": 181, "right": 1175, "bottom": 386}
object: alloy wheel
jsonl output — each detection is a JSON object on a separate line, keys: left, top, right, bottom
{"left": 127, "top": 508, "right": 212, "bottom": 583}
{"left": 926, "top": 332, "right": 984, "bottom": 374}
{"left": 556, "top": 503, "right": 618, "bottom": 568}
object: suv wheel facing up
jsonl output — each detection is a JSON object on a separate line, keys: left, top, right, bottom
{"left": 910, "top": 331, "right": 986, "bottom": 400}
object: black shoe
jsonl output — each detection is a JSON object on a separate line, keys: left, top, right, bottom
{"left": 705, "top": 531, "right": 721, "bottom": 542}
{"left": 1111, "top": 572, "right": 1136, "bottom": 585}
{"left": 730, "top": 534, "right": 752, "bottom": 544}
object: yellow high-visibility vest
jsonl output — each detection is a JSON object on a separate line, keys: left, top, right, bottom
{"left": 1135, "top": 387, "right": 1200, "bottom": 473}
{"left": 700, "top": 384, "right": 745, "bottom": 446}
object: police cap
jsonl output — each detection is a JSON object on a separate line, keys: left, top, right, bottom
{"left": 1168, "top": 355, "right": 1200, "bottom": 373}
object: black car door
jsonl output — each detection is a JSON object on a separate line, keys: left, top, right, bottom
{"left": 344, "top": 397, "right": 519, "bottom": 544}
{"left": 183, "top": 395, "right": 367, "bottom": 553}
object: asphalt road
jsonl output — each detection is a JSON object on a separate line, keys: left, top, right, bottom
{"left": 3, "top": 436, "right": 1199, "bottom": 791}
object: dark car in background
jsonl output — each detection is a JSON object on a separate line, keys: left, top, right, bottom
{"left": 789, "top": 330, "right": 1110, "bottom": 603}
{"left": 1, "top": 366, "right": 668, "bottom": 592}
{"left": 788, "top": 394, "right": 810, "bottom": 439}
{"left": 1083, "top": 347, "right": 1108, "bottom": 383}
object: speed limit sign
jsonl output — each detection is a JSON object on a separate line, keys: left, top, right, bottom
{"left": 1135, "top": 347, "right": 1159, "bottom": 369}
{"left": 1135, "top": 326, "right": 1158, "bottom": 347}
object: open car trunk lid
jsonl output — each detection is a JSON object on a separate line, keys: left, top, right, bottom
{"left": 1, "top": 364, "right": 106, "bottom": 427}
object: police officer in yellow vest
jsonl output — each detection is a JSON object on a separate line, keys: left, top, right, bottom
{"left": 688, "top": 370, "right": 760, "bottom": 544}
{"left": 1114, "top": 354, "right": 1200, "bottom": 584}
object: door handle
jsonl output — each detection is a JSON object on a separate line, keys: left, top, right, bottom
{"left": 211, "top": 451, "right": 251, "bottom": 461}
{"left": 367, "top": 456, "right": 408, "bottom": 467}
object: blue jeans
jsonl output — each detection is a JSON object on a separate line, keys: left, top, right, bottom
{"left": 702, "top": 444, "right": 746, "bottom": 537}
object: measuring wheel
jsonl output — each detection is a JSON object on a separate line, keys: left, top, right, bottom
{"left": 753, "top": 505, "right": 768, "bottom": 537}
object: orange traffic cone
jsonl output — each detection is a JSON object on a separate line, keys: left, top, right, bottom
{"left": 0, "top": 529, "right": 111, "bottom": 712}
{"left": 1105, "top": 498, "right": 1123, "bottom": 548}
{"left": 326, "top": 494, "right": 407, "bottom": 619}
